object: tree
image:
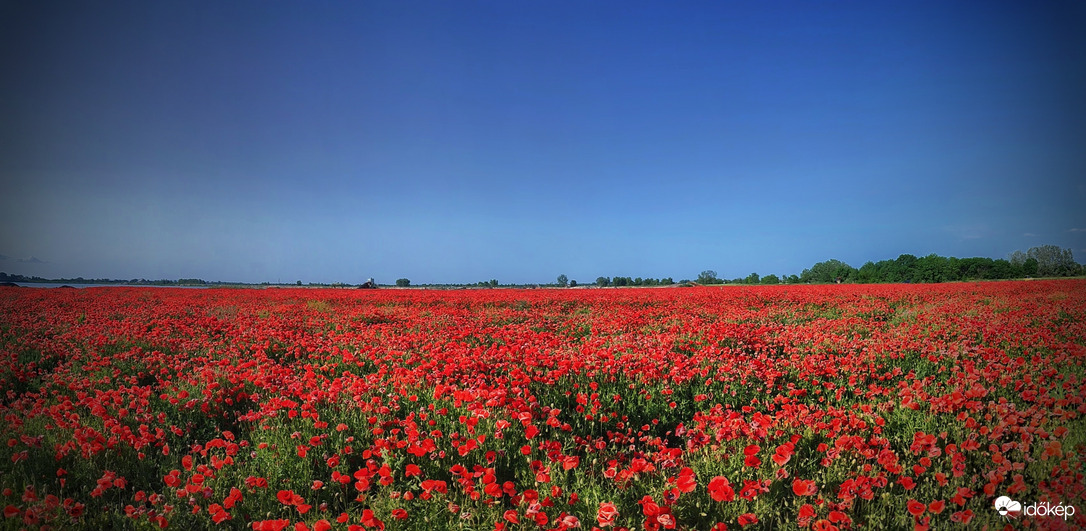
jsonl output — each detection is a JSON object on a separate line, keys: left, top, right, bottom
{"left": 697, "top": 270, "right": 719, "bottom": 284}
{"left": 914, "top": 254, "right": 956, "bottom": 283}
{"left": 855, "top": 262, "right": 878, "bottom": 283}
{"left": 1026, "top": 245, "right": 1078, "bottom": 277}
{"left": 801, "top": 259, "right": 856, "bottom": 283}
{"left": 990, "top": 259, "right": 1014, "bottom": 279}
{"left": 569, "top": 280, "right": 577, "bottom": 287}
{"left": 596, "top": 277, "right": 610, "bottom": 287}
{"left": 296, "top": 280, "right": 302, "bottom": 286}
{"left": 745, "top": 272, "right": 760, "bottom": 284}
{"left": 1021, "top": 258, "right": 1039, "bottom": 277}
{"left": 557, "top": 274, "right": 568, "bottom": 287}
{"left": 396, "top": 278, "right": 411, "bottom": 287}
{"left": 958, "top": 257, "right": 991, "bottom": 280}
{"left": 884, "top": 254, "right": 918, "bottom": 283}
{"left": 761, "top": 274, "right": 779, "bottom": 284}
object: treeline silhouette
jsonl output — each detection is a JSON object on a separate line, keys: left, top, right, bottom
{"left": 3, "top": 245, "right": 1080, "bottom": 289}
{"left": 689, "top": 245, "right": 1081, "bottom": 285}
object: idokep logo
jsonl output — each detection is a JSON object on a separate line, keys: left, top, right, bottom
{"left": 994, "top": 496, "right": 1021, "bottom": 517}
{"left": 994, "top": 496, "right": 1077, "bottom": 521}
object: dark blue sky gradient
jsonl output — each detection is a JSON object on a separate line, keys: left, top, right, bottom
{"left": 2, "top": 1, "right": 1084, "bottom": 283}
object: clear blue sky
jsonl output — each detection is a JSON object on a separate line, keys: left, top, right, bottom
{"left": 2, "top": 1, "right": 1084, "bottom": 284}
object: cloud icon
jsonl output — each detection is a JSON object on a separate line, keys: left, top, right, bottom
{"left": 994, "top": 496, "right": 1021, "bottom": 517}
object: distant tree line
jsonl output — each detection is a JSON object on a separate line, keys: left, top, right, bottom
{"left": 0, "top": 272, "right": 215, "bottom": 286}
{"left": 717, "top": 245, "right": 1082, "bottom": 285}
{"left": 692, "top": 270, "right": 797, "bottom": 285}
{"left": 565, "top": 245, "right": 1082, "bottom": 288}
{"left": 593, "top": 276, "right": 676, "bottom": 287}
{"left": 4, "top": 245, "right": 1079, "bottom": 290}
{"left": 821, "top": 246, "right": 1080, "bottom": 284}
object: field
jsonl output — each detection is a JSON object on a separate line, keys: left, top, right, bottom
{"left": 1, "top": 281, "right": 1084, "bottom": 530}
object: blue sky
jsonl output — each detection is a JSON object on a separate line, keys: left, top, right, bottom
{"left": 1, "top": 1, "right": 1084, "bottom": 284}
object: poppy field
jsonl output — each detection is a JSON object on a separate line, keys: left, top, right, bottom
{"left": 1, "top": 281, "right": 1084, "bottom": 530}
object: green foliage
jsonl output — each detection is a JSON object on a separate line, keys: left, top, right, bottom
{"left": 697, "top": 270, "right": 720, "bottom": 284}
{"left": 596, "top": 276, "right": 610, "bottom": 287}
{"left": 603, "top": 276, "right": 673, "bottom": 287}
{"left": 557, "top": 274, "right": 568, "bottom": 287}
{"left": 1026, "top": 244, "right": 1079, "bottom": 276}
{"left": 396, "top": 278, "right": 411, "bottom": 287}
{"left": 841, "top": 245, "right": 1079, "bottom": 284}
{"left": 800, "top": 259, "right": 855, "bottom": 283}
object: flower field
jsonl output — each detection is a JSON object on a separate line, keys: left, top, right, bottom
{"left": 1, "top": 281, "right": 1084, "bottom": 530}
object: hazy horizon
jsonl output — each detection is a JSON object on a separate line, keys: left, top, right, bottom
{"left": 2, "top": 2, "right": 1084, "bottom": 284}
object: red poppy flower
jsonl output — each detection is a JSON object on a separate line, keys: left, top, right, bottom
{"left": 950, "top": 510, "right": 974, "bottom": 524}
{"left": 792, "top": 479, "right": 817, "bottom": 496}
{"left": 708, "top": 476, "right": 735, "bottom": 502}
{"left": 597, "top": 502, "right": 618, "bottom": 527}
{"left": 677, "top": 474, "right": 697, "bottom": 494}
{"left": 252, "top": 520, "right": 290, "bottom": 531}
